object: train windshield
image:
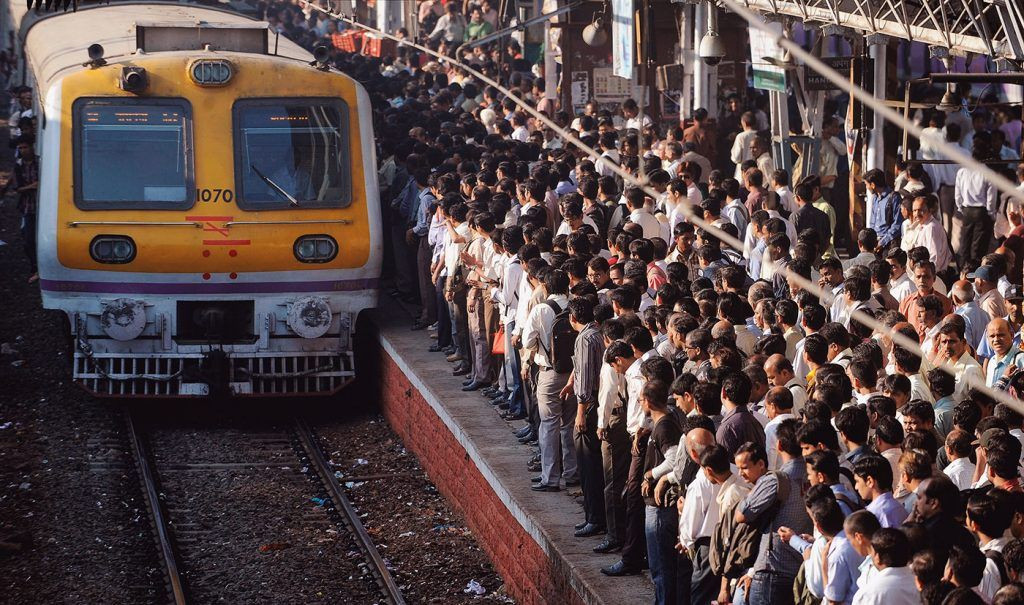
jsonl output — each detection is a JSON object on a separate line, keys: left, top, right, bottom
{"left": 234, "top": 100, "right": 350, "bottom": 210}
{"left": 74, "top": 100, "right": 193, "bottom": 209}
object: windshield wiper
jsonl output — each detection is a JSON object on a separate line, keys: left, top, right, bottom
{"left": 250, "top": 164, "right": 300, "bottom": 207}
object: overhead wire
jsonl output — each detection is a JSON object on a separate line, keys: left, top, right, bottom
{"left": 301, "top": 0, "right": 1024, "bottom": 417}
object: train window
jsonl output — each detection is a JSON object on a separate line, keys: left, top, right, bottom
{"left": 233, "top": 99, "right": 351, "bottom": 210}
{"left": 73, "top": 99, "right": 194, "bottom": 209}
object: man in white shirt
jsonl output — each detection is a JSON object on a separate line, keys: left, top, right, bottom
{"left": 901, "top": 195, "right": 953, "bottom": 274}
{"left": 933, "top": 321, "right": 984, "bottom": 404}
{"left": 621, "top": 98, "right": 652, "bottom": 131}
{"left": 623, "top": 188, "right": 662, "bottom": 241}
{"left": 763, "top": 387, "right": 797, "bottom": 470}
{"left": 730, "top": 112, "right": 759, "bottom": 181}
{"left": 942, "top": 429, "right": 977, "bottom": 490}
{"left": 850, "top": 528, "right": 920, "bottom": 605}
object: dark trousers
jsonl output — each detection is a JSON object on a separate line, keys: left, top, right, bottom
{"left": 621, "top": 435, "right": 648, "bottom": 568}
{"left": 601, "top": 413, "right": 630, "bottom": 543}
{"left": 416, "top": 236, "right": 436, "bottom": 324}
{"left": 677, "top": 539, "right": 716, "bottom": 605}
{"left": 959, "top": 206, "right": 994, "bottom": 272}
{"left": 390, "top": 223, "right": 417, "bottom": 297}
{"left": 689, "top": 538, "right": 717, "bottom": 605}
{"left": 575, "top": 403, "right": 605, "bottom": 526}
{"left": 435, "top": 278, "right": 453, "bottom": 349}
{"left": 21, "top": 213, "right": 36, "bottom": 273}
{"left": 524, "top": 363, "right": 541, "bottom": 433}
{"left": 451, "top": 291, "right": 471, "bottom": 362}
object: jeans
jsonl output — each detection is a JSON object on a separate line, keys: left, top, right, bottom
{"left": 645, "top": 505, "right": 679, "bottom": 605}
{"left": 747, "top": 570, "right": 795, "bottom": 605}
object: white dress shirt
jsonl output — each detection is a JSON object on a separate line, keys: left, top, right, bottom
{"left": 943, "top": 456, "right": 977, "bottom": 490}
{"left": 850, "top": 565, "right": 919, "bottom": 605}
{"left": 597, "top": 363, "right": 623, "bottom": 430}
{"left": 522, "top": 294, "right": 568, "bottom": 369}
{"left": 678, "top": 469, "right": 722, "bottom": 550}
{"left": 765, "top": 413, "right": 797, "bottom": 470}
{"left": 625, "top": 351, "right": 657, "bottom": 435}
{"left": 628, "top": 207, "right": 663, "bottom": 241}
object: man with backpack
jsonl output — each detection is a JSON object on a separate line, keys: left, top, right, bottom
{"left": 729, "top": 437, "right": 813, "bottom": 605}
{"left": 522, "top": 269, "right": 577, "bottom": 492}
{"left": 966, "top": 490, "right": 1014, "bottom": 601}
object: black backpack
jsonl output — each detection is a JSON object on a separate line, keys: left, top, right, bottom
{"left": 987, "top": 549, "right": 1010, "bottom": 586}
{"left": 542, "top": 300, "right": 577, "bottom": 374}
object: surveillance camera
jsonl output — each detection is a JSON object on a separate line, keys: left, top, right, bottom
{"left": 698, "top": 31, "right": 726, "bottom": 66}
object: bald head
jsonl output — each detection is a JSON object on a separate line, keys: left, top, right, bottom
{"left": 987, "top": 317, "right": 1013, "bottom": 356}
{"left": 951, "top": 279, "right": 975, "bottom": 304}
{"left": 764, "top": 353, "right": 794, "bottom": 386}
{"left": 687, "top": 428, "right": 716, "bottom": 462}
{"left": 712, "top": 320, "right": 735, "bottom": 339}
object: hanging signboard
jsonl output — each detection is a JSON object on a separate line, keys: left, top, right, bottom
{"left": 611, "top": 0, "right": 635, "bottom": 80}
{"left": 750, "top": 21, "right": 786, "bottom": 92}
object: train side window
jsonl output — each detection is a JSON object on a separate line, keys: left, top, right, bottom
{"left": 73, "top": 98, "right": 194, "bottom": 210}
{"left": 232, "top": 98, "right": 351, "bottom": 210}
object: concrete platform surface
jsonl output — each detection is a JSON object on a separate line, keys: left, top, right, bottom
{"left": 369, "top": 300, "right": 655, "bottom": 605}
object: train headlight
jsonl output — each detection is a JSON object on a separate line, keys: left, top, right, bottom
{"left": 287, "top": 296, "right": 332, "bottom": 339}
{"left": 189, "top": 60, "right": 233, "bottom": 86}
{"left": 90, "top": 235, "right": 136, "bottom": 264}
{"left": 100, "top": 298, "right": 147, "bottom": 341}
{"left": 293, "top": 235, "right": 338, "bottom": 263}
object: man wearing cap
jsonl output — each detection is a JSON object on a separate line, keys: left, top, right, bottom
{"left": 974, "top": 265, "right": 1008, "bottom": 321}
{"left": 984, "top": 318, "right": 1024, "bottom": 386}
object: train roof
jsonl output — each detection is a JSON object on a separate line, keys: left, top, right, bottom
{"left": 13, "top": 1, "right": 313, "bottom": 95}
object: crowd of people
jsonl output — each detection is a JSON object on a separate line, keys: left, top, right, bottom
{"left": 277, "top": 1, "right": 1024, "bottom": 604}
{"left": 5, "top": 0, "right": 1024, "bottom": 603}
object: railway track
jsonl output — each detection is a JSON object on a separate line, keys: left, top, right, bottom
{"left": 125, "top": 410, "right": 406, "bottom": 605}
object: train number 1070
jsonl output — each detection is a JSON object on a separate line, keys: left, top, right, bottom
{"left": 198, "top": 188, "right": 234, "bottom": 203}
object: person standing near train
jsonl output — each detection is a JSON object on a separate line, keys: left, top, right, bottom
{"left": 13, "top": 135, "right": 38, "bottom": 283}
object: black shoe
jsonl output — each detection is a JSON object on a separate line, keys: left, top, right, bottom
{"left": 600, "top": 561, "right": 641, "bottom": 576}
{"left": 443, "top": 346, "right": 456, "bottom": 355}
{"left": 574, "top": 523, "right": 606, "bottom": 538}
{"left": 452, "top": 365, "right": 470, "bottom": 377}
{"left": 564, "top": 479, "right": 581, "bottom": 487}
{"left": 490, "top": 396, "right": 506, "bottom": 406}
{"left": 428, "top": 344, "right": 444, "bottom": 353}
{"left": 500, "top": 411, "right": 526, "bottom": 421}
{"left": 497, "top": 402, "right": 511, "bottom": 411}
{"left": 574, "top": 521, "right": 588, "bottom": 530}
{"left": 462, "top": 381, "right": 485, "bottom": 392}
{"left": 531, "top": 476, "right": 543, "bottom": 483}
{"left": 593, "top": 540, "right": 623, "bottom": 554}
{"left": 517, "top": 430, "right": 536, "bottom": 443}
{"left": 531, "top": 484, "right": 560, "bottom": 492}
{"left": 526, "top": 461, "right": 541, "bottom": 472}
{"left": 523, "top": 437, "right": 538, "bottom": 446}
{"left": 515, "top": 426, "right": 532, "bottom": 438}
{"left": 482, "top": 388, "right": 499, "bottom": 398}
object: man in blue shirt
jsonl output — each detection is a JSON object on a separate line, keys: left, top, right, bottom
{"left": 852, "top": 456, "right": 908, "bottom": 528}
{"left": 864, "top": 168, "right": 903, "bottom": 250}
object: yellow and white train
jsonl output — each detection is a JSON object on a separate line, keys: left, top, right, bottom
{"left": 7, "top": 1, "right": 382, "bottom": 396}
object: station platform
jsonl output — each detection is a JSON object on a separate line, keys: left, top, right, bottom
{"left": 363, "top": 300, "right": 654, "bottom": 605}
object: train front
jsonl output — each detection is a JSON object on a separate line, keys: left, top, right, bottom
{"left": 35, "top": 21, "right": 382, "bottom": 397}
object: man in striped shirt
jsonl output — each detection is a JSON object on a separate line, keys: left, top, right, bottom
{"left": 566, "top": 297, "right": 607, "bottom": 537}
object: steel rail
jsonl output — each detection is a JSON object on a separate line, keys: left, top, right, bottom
{"left": 293, "top": 418, "right": 406, "bottom": 605}
{"left": 125, "top": 411, "right": 189, "bottom": 605}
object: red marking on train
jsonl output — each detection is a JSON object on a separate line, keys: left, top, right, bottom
{"left": 202, "top": 250, "right": 211, "bottom": 257}
{"left": 229, "top": 272, "right": 238, "bottom": 280}
{"left": 202, "top": 240, "right": 251, "bottom": 246}
{"left": 186, "top": 216, "right": 233, "bottom": 221}
{"left": 202, "top": 273, "right": 211, "bottom": 280}
{"left": 229, "top": 250, "right": 238, "bottom": 257}
{"left": 203, "top": 223, "right": 230, "bottom": 237}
